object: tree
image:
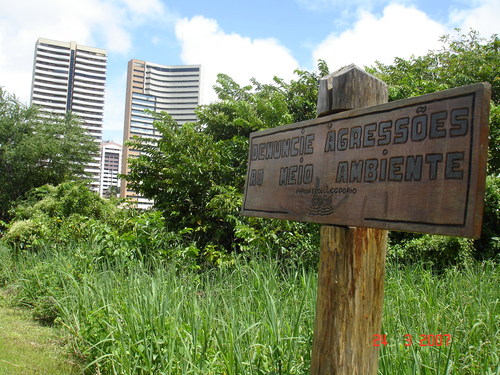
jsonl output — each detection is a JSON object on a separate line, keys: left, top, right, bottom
{"left": 122, "top": 65, "right": 329, "bottom": 259}
{"left": 367, "top": 29, "right": 500, "bottom": 174}
{"left": 123, "top": 112, "right": 238, "bottom": 250}
{"left": 367, "top": 29, "right": 499, "bottom": 261}
{"left": 198, "top": 61, "right": 329, "bottom": 143}
{"left": 0, "top": 89, "right": 98, "bottom": 220}
{"left": 368, "top": 30, "right": 499, "bottom": 100}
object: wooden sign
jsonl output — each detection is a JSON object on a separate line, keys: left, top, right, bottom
{"left": 242, "top": 83, "right": 491, "bottom": 238}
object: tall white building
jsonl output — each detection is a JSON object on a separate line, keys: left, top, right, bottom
{"left": 120, "top": 59, "right": 201, "bottom": 208}
{"left": 99, "top": 142, "right": 122, "bottom": 198}
{"left": 30, "top": 37, "right": 107, "bottom": 191}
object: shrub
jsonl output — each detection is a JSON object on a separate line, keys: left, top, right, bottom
{"left": 475, "top": 175, "right": 500, "bottom": 260}
{"left": 11, "top": 181, "right": 117, "bottom": 222}
{"left": 388, "top": 234, "right": 474, "bottom": 270}
{"left": 2, "top": 219, "right": 48, "bottom": 251}
{"left": 0, "top": 244, "right": 14, "bottom": 286}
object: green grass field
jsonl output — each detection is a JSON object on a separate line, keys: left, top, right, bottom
{"left": 0, "top": 244, "right": 498, "bottom": 374}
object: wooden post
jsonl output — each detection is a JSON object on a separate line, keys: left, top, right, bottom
{"left": 310, "top": 65, "right": 389, "bottom": 375}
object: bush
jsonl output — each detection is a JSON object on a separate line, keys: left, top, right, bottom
{"left": 1, "top": 181, "right": 206, "bottom": 268}
{"left": 234, "top": 217, "right": 319, "bottom": 269}
{"left": 475, "top": 175, "right": 500, "bottom": 260}
{"left": 0, "top": 244, "right": 14, "bottom": 286}
{"left": 388, "top": 234, "right": 474, "bottom": 270}
{"left": 11, "top": 181, "right": 116, "bottom": 222}
{"left": 2, "top": 219, "right": 49, "bottom": 251}
{"left": 13, "top": 249, "right": 70, "bottom": 324}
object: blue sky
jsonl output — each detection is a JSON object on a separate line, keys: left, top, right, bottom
{"left": 0, "top": 0, "right": 498, "bottom": 144}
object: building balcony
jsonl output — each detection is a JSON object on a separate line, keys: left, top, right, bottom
{"left": 37, "top": 45, "right": 71, "bottom": 56}
{"left": 74, "top": 66, "right": 106, "bottom": 78}
{"left": 36, "top": 57, "right": 70, "bottom": 69}
{"left": 72, "top": 87, "right": 105, "bottom": 96}
{"left": 32, "top": 81, "right": 69, "bottom": 93}
{"left": 73, "top": 76, "right": 106, "bottom": 86}
{"left": 34, "top": 67, "right": 69, "bottom": 80}
{"left": 72, "top": 98, "right": 104, "bottom": 109}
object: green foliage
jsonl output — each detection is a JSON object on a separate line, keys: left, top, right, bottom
{"left": 11, "top": 182, "right": 114, "bottom": 221}
{"left": 3, "top": 181, "right": 118, "bottom": 253}
{"left": 0, "top": 244, "right": 14, "bottom": 286}
{"left": 124, "top": 119, "right": 236, "bottom": 253}
{"left": 488, "top": 102, "right": 500, "bottom": 175}
{"left": 21, "top": 255, "right": 316, "bottom": 374}
{"left": 368, "top": 29, "right": 500, "bottom": 175}
{"left": 5, "top": 245, "right": 77, "bottom": 324}
{"left": 388, "top": 235, "right": 475, "bottom": 271}
{"left": 380, "top": 261, "right": 499, "bottom": 374}
{"left": 0, "top": 89, "right": 98, "bottom": 220}
{"left": 0, "top": 243, "right": 497, "bottom": 374}
{"left": 368, "top": 29, "right": 499, "bottom": 102}
{"left": 234, "top": 217, "right": 320, "bottom": 268}
{"left": 124, "top": 64, "right": 329, "bottom": 263}
{"left": 369, "top": 29, "right": 500, "bottom": 263}
{"left": 2, "top": 181, "right": 205, "bottom": 269}
{"left": 2, "top": 219, "right": 49, "bottom": 251}
{"left": 476, "top": 175, "right": 500, "bottom": 259}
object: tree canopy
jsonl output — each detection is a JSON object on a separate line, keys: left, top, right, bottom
{"left": 367, "top": 29, "right": 499, "bottom": 175}
{"left": 0, "top": 89, "right": 98, "bottom": 219}
{"left": 367, "top": 30, "right": 499, "bottom": 102}
{"left": 367, "top": 29, "right": 499, "bottom": 258}
{"left": 123, "top": 29, "right": 498, "bottom": 263}
{"left": 122, "top": 66, "right": 329, "bottom": 260}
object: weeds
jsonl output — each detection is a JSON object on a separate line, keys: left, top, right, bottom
{"left": 0, "top": 243, "right": 498, "bottom": 374}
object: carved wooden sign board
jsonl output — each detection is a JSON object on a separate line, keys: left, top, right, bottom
{"left": 242, "top": 83, "right": 491, "bottom": 238}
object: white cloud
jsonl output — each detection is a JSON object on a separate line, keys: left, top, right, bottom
{"left": 296, "top": 0, "right": 384, "bottom": 11}
{"left": 175, "top": 16, "right": 300, "bottom": 104}
{"left": 0, "top": 0, "right": 168, "bottom": 104}
{"left": 312, "top": 4, "right": 447, "bottom": 72}
{"left": 122, "top": 0, "right": 165, "bottom": 17}
{"left": 449, "top": 0, "right": 500, "bottom": 38}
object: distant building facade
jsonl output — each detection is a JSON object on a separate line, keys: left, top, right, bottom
{"left": 30, "top": 37, "right": 107, "bottom": 192}
{"left": 99, "top": 142, "right": 122, "bottom": 198}
{"left": 120, "top": 59, "right": 201, "bottom": 208}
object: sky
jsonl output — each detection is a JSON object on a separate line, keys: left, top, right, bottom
{"left": 0, "top": 0, "right": 498, "bottom": 144}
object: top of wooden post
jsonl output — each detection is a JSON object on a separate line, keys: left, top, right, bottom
{"left": 317, "top": 64, "right": 388, "bottom": 117}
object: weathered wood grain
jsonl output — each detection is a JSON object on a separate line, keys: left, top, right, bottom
{"left": 310, "top": 226, "right": 387, "bottom": 374}
{"left": 317, "top": 64, "right": 388, "bottom": 116}
{"left": 310, "top": 65, "right": 388, "bottom": 375}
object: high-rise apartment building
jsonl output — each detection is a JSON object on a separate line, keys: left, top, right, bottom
{"left": 121, "top": 59, "right": 201, "bottom": 208}
{"left": 99, "top": 142, "right": 122, "bottom": 198}
{"left": 30, "top": 37, "right": 107, "bottom": 191}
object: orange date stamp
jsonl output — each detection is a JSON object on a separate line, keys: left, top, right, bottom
{"left": 373, "top": 334, "right": 452, "bottom": 346}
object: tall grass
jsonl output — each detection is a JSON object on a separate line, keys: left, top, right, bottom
{"left": 55, "top": 257, "right": 316, "bottom": 374}
{"left": 0, "top": 243, "right": 498, "bottom": 374}
{"left": 380, "top": 262, "right": 499, "bottom": 374}
{"left": 0, "top": 245, "right": 13, "bottom": 287}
